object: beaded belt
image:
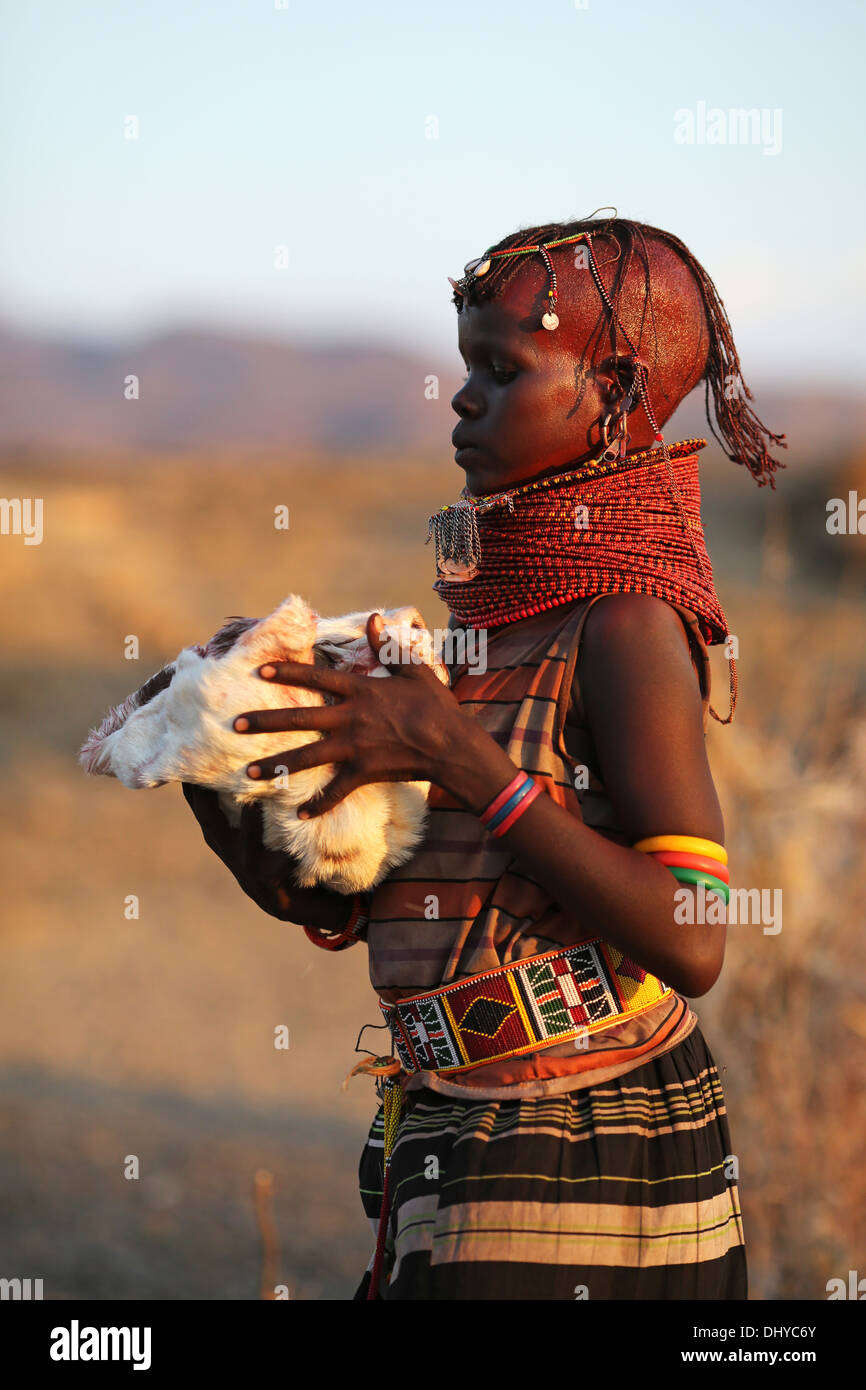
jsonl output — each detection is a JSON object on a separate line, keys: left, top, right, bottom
{"left": 378, "top": 938, "right": 672, "bottom": 1075}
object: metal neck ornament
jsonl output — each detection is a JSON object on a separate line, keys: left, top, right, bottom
{"left": 428, "top": 381, "right": 639, "bottom": 585}
{"left": 425, "top": 434, "right": 632, "bottom": 585}
{"left": 425, "top": 487, "right": 515, "bottom": 583}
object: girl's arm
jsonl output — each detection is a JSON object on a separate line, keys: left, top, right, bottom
{"left": 231, "top": 597, "right": 726, "bottom": 996}
{"left": 438, "top": 594, "right": 726, "bottom": 996}
{"left": 182, "top": 784, "right": 354, "bottom": 930}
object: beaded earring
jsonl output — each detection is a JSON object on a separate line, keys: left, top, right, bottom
{"left": 538, "top": 245, "right": 559, "bottom": 329}
{"left": 600, "top": 377, "right": 639, "bottom": 462}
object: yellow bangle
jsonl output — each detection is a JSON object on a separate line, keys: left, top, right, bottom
{"left": 634, "top": 834, "right": 728, "bottom": 867}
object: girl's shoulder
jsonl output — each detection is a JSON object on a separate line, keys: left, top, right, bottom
{"left": 568, "top": 593, "right": 711, "bottom": 733}
{"left": 581, "top": 592, "right": 699, "bottom": 656}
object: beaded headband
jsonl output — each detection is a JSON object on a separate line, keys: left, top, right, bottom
{"left": 449, "top": 231, "right": 591, "bottom": 331}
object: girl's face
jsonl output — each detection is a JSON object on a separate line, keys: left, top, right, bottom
{"left": 451, "top": 267, "right": 645, "bottom": 496}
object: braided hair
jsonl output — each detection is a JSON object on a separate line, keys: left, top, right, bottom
{"left": 452, "top": 215, "right": 787, "bottom": 489}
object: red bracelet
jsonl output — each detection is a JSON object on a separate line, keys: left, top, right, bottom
{"left": 488, "top": 780, "right": 542, "bottom": 836}
{"left": 479, "top": 771, "right": 529, "bottom": 825}
{"left": 479, "top": 769, "right": 543, "bottom": 838}
{"left": 303, "top": 892, "right": 370, "bottom": 952}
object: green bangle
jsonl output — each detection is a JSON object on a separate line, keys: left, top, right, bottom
{"left": 666, "top": 864, "right": 730, "bottom": 904}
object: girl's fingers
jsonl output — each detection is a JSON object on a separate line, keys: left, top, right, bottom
{"left": 246, "top": 737, "right": 353, "bottom": 782}
{"left": 298, "top": 770, "right": 364, "bottom": 819}
{"left": 233, "top": 704, "right": 343, "bottom": 735}
{"left": 365, "top": 612, "right": 386, "bottom": 653}
{"left": 257, "top": 660, "right": 358, "bottom": 694}
{"left": 365, "top": 611, "right": 442, "bottom": 684}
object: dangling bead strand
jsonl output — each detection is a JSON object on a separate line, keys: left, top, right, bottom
{"left": 538, "top": 245, "right": 559, "bottom": 330}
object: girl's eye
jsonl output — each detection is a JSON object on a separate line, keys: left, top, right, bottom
{"left": 459, "top": 365, "right": 517, "bottom": 384}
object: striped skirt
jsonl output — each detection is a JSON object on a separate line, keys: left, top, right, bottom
{"left": 355, "top": 1024, "right": 747, "bottom": 1299}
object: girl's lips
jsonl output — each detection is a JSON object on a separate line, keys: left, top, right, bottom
{"left": 454, "top": 445, "right": 485, "bottom": 464}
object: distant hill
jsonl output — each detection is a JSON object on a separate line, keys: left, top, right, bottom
{"left": 0, "top": 319, "right": 864, "bottom": 465}
{"left": 0, "top": 322, "right": 456, "bottom": 455}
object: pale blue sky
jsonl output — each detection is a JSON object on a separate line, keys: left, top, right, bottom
{"left": 1, "top": 0, "right": 864, "bottom": 384}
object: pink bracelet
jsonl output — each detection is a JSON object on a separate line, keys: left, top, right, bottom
{"left": 479, "top": 771, "right": 530, "bottom": 824}
{"left": 479, "top": 770, "right": 542, "bottom": 837}
{"left": 490, "top": 780, "right": 542, "bottom": 836}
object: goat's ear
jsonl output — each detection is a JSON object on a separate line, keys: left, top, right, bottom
{"left": 203, "top": 616, "right": 258, "bottom": 658}
{"left": 79, "top": 661, "right": 177, "bottom": 764}
{"left": 233, "top": 594, "right": 318, "bottom": 665}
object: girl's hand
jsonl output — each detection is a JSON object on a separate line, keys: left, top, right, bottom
{"left": 181, "top": 782, "right": 354, "bottom": 929}
{"left": 232, "top": 612, "right": 478, "bottom": 817}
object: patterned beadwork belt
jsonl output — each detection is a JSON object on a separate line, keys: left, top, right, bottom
{"left": 378, "top": 938, "right": 672, "bottom": 1075}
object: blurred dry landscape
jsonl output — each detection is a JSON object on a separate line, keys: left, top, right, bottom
{"left": 1, "top": 329, "right": 865, "bottom": 1300}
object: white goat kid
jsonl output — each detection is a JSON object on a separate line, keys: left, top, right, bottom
{"left": 79, "top": 594, "right": 448, "bottom": 893}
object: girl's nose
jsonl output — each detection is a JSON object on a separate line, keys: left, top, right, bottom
{"left": 451, "top": 378, "right": 483, "bottom": 418}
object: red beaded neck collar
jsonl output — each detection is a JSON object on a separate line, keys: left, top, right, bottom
{"left": 427, "top": 438, "right": 730, "bottom": 651}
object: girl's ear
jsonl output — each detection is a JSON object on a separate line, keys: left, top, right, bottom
{"left": 596, "top": 354, "right": 645, "bottom": 460}
{"left": 597, "top": 353, "right": 641, "bottom": 408}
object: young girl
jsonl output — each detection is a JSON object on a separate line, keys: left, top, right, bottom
{"left": 184, "top": 214, "right": 785, "bottom": 1301}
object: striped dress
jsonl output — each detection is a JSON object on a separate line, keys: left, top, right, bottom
{"left": 355, "top": 596, "right": 747, "bottom": 1299}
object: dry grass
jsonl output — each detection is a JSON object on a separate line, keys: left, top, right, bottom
{"left": 702, "top": 593, "right": 866, "bottom": 1299}
{"left": 1, "top": 449, "right": 863, "bottom": 1299}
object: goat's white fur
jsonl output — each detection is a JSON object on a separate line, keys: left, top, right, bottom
{"left": 79, "top": 594, "right": 448, "bottom": 893}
